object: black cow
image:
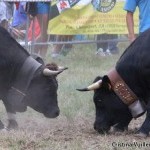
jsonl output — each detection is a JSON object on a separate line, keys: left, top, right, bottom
{"left": 0, "top": 27, "right": 67, "bottom": 130}
{"left": 77, "top": 28, "right": 150, "bottom": 137}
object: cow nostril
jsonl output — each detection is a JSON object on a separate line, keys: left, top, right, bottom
{"left": 94, "top": 124, "right": 97, "bottom": 130}
{"left": 52, "top": 107, "right": 60, "bottom": 117}
{"left": 94, "top": 123, "right": 99, "bottom": 131}
{"left": 44, "top": 108, "right": 60, "bottom": 118}
{"left": 55, "top": 109, "right": 60, "bottom": 117}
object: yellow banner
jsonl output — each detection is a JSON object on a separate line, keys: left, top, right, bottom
{"left": 48, "top": 0, "right": 139, "bottom": 35}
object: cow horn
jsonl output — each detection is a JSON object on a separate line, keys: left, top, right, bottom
{"left": 77, "top": 80, "right": 102, "bottom": 91}
{"left": 58, "top": 66, "right": 68, "bottom": 71}
{"left": 43, "top": 68, "right": 63, "bottom": 76}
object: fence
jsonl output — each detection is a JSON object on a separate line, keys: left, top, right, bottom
{"left": 12, "top": 16, "right": 129, "bottom": 56}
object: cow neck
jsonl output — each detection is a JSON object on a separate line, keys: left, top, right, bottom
{"left": 7, "top": 56, "right": 42, "bottom": 104}
{"left": 107, "top": 68, "right": 139, "bottom": 105}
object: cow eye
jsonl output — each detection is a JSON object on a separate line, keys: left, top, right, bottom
{"left": 98, "top": 99, "right": 101, "bottom": 102}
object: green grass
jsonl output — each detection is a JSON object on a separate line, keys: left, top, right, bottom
{"left": 46, "top": 42, "right": 128, "bottom": 121}
{"left": 1, "top": 41, "right": 148, "bottom": 150}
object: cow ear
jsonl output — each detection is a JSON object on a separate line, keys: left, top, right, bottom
{"left": 102, "top": 75, "right": 112, "bottom": 90}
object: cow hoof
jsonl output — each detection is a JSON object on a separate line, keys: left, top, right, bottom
{"left": 113, "top": 127, "right": 127, "bottom": 132}
{"left": 0, "top": 120, "right": 4, "bottom": 129}
{"left": 7, "top": 119, "right": 18, "bottom": 130}
{"left": 1, "top": 127, "right": 9, "bottom": 132}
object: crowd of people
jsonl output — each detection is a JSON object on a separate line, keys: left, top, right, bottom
{"left": 0, "top": 1, "right": 145, "bottom": 59}
{"left": 0, "top": 2, "right": 49, "bottom": 58}
{"left": 0, "top": 2, "right": 74, "bottom": 59}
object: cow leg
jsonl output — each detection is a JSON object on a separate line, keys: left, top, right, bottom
{"left": 6, "top": 112, "right": 18, "bottom": 130}
{"left": 0, "top": 120, "right": 4, "bottom": 129}
{"left": 137, "top": 112, "right": 150, "bottom": 137}
{"left": 136, "top": 101, "right": 150, "bottom": 137}
{"left": 3, "top": 101, "right": 18, "bottom": 130}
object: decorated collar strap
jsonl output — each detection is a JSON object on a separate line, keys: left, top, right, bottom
{"left": 108, "top": 69, "right": 138, "bottom": 106}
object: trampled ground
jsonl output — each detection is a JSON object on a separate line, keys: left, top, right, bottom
{"left": 0, "top": 43, "right": 149, "bottom": 150}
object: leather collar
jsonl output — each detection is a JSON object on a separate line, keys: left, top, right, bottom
{"left": 108, "top": 69, "right": 138, "bottom": 105}
{"left": 6, "top": 56, "right": 42, "bottom": 111}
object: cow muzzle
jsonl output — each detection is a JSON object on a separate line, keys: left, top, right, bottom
{"left": 94, "top": 122, "right": 110, "bottom": 134}
{"left": 44, "top": 107, "right": 60, "bottom": 118}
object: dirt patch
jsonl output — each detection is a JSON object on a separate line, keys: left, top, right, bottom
{"left": 0, "top": 114, "right": 148, "bottom": 150}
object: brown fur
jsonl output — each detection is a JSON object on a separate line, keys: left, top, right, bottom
{"left": 45, "top": 63, "right": 58, "bottom": 71}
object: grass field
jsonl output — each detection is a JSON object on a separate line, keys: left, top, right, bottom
{"left": 0, "top": 42, "right": 149, "bottom": 150}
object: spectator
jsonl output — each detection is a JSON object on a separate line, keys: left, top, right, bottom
{"left": 11, "top": 2, "right": 27, "bottom": 39}
{"left": 96, "top": 34, "right": 119, "bottom": 57}
{"left": 12, "top": 2, "right": 27, "bottom": 29}
{"left": 25, "top": 2, "right": 37, "bottom": 18}
{"left": 34, "top": 2, "right": 51, "bottom": 58}
{"left": 124, "top": 0, "right": 150, "bottom": 43}
{"left": 0, "top": 2, "right": 13, "bottom": 30}
{"left": 25, "top": 2, "right": 39, "bottom": 42}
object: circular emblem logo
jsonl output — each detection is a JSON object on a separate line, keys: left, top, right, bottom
{"left": 91, "top": 0, "right": 116, "bottom": 13}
